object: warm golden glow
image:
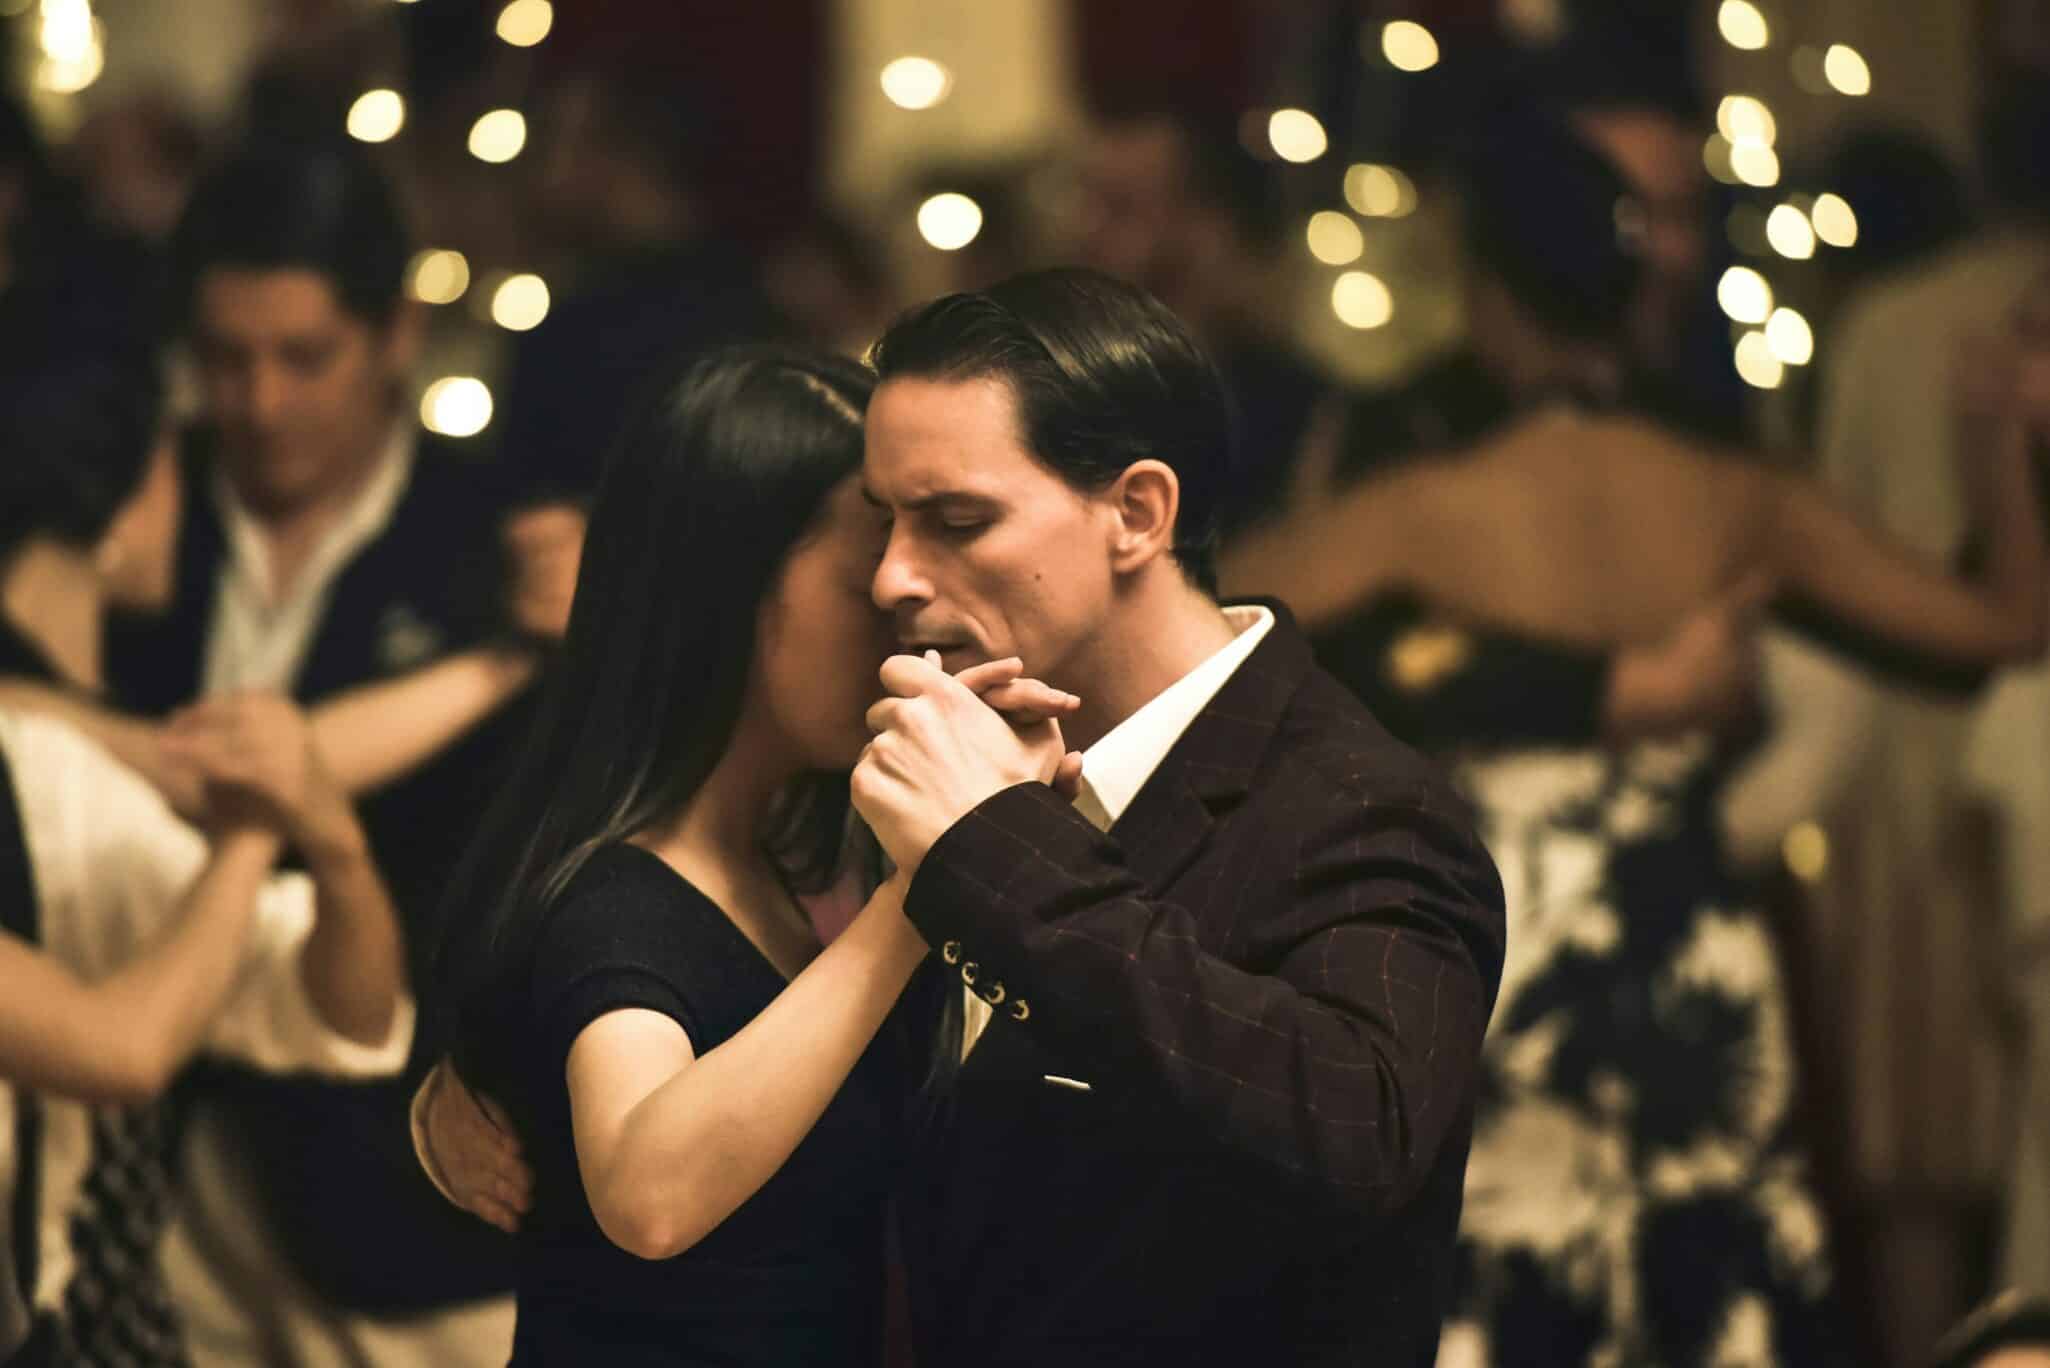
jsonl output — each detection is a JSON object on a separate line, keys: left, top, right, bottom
{"left": 491, "top": 273, "right": 551, "bottom": 331}
{"left": 1332, "top": 271, "right": 1393, "bottom": 329}
{"left": 1380, "top": 20, "right": 1440, "bottom": 72}
{"left": 1344, "top": 163, "right": 1415, "bottom": 218}
{"left": 1766, "top": 307, "right": 1814, "bottom": 366}
{"left": 1731, "top": 142, "right": 1780, "bottom": 188}
{"left": 1306, "top": 211, "right": 1365, "bottom": 265}
{"left": 880, "top": 56, "right": 952, "bottom": 110}
{"left": 917, "top": 193, "right": 983, "bottom": 251}
{"left": 1811, "top": 193, "right": 1858, "bottom": 248}
{"left": 347, "top": 89, "right": 406, "bottom": 143}
{"left": 1268, "top": 109, "right": 1328, "bottom": 164}
{"left": 468, "top": 109, "right": 527, "bottom": 163}
{"left": 1718, "top": 266, "right": 1774, "bottom": 324}
{"left": 1734, "top": 331, "right": 1784, "bottom": 390}
{"left": 1765, "top": 204, "right": 1816, "bottom": 260}
{"left": 407, "top": 250, "right": 470, "bottom": 305}
{"left": 1717, "top": 95, "right": 1777, "bottom": 148}
{"left": 495, "top": 0, "right": 552, "bottom": 47}
{"left": 1824, "top": 44, "right": 1871, "bottom": 96}
{"left": 1782, "top": 821, "right": 1830, "bottom": 882}
{"left": 1717, "top": 0, "right": 1769, "bottom": 50}
{"left": 421, "top": 378, "right": 494, "bottom": 437}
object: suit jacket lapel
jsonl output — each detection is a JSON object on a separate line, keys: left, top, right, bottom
{"left": 1106, "top": 599, "right": 1316, "bottom": 890}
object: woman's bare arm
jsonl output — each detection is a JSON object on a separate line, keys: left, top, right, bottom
{"left": 569, "top": 879, "right": 925, "bottom": 1261}
{"left": 0, "top": 830, "right": 278, "bottom": 1104}
{"left": 1757, "top": 412, "right": 2046, "bottom": 667}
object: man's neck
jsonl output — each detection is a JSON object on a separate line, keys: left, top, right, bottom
{"left": 1, "top": 539, "right": 105, "bottom": 690}
{"left": 231, "top": 426, "right": 395, "bottom": 601}
{"left": 1059, "top": 575, "right": 1238, "bottom": 753}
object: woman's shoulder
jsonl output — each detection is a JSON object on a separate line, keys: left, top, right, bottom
{"left": 533, "top": 845, "right": 726, "bottom": 975}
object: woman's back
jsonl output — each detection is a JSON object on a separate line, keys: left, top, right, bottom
{"left": 500, "top": 844, "right": 902, "bottom": 1366}
{"left": 1230, "top": 405, "right": 1773, "bottom": 648}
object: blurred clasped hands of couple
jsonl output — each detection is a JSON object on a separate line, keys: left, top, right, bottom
{"left": 156, "top": 692, "right": 359, "bottom": 858}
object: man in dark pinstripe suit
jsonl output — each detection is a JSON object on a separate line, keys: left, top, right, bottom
{"left": 850, "top": 268, "right": 1506, "bottom": 1366}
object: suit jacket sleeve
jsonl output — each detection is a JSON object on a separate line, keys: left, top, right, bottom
{"left": 903, "top": 777, "right": 1504, "bottom": 1223}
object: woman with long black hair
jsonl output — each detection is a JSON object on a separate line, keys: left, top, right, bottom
{"left": 426, "top": 346, "right": 1072, "bottom": 1364}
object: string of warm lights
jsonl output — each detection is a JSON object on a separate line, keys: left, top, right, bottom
{"left": 1288, "top": 18, "right": 1435, "bottom": 333}
{"left": 874, "top": 54, "right": 983, "bottom": 256}
{"left": 1709, "top": 0, "right": 1870, "bottom": 391}
{"left": 340, "top": 0, "right": 557, "bottom": 436}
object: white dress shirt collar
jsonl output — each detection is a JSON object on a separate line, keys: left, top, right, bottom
{"left": 1072, "top": 604, "right": 1276, "bottom": 830}
{"left": 202, "top": 425, "right": 415, "bottom": 694}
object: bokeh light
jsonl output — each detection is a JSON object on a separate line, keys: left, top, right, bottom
{"left": 917, "top": 193, "right": 983, "bottom": 251}
{"left": 1811, "top": 193, "right": 1858, "bottom": 248}
{"left": 1824, "top": 44, "right": 1871, "bottom": 96}
{"left": 491, "top": 274, "right": 551, "bottom": 331}
{"left": 496, "top": 0, "right": 552, "bottom": 47}
{"left": 1718, "top": 266, "right": 1774, "bottom": 324}
{"left": 346, "top": 89, "right": 405, "bottom": 143}
{"left": 1731, "top": 142, "right": 1780, "bottom": 188}
{"left": 1332, "top": 271, "right": 1393, "bottom": 329}
{"left": 1344, "top": 164, "right": 1416, "bottom": 218}
{"left": 1765, "top": 204, "right": 1816, "bottom": 259}
{"left": 1766, "top": 307, "right": 1814, "bottom": 366}
{"left": 1717, "top": 95, "right": 1777, "bottom": 148}
{"left": 1734, "top": 331, "right": 1784, "bottom": 389}
{"left": 1268, "top": 109, "right": 1328, "bottom": 164}
{"left": 1306, "top": 211, "right": 1365, "bottom": 265}
{"left": 421, "top": 378, "right": 494, "bottom": 437}
{"left": 880, "top": 56, "right": 952, "bottom": 110}
{"left": 468, "top": 109, "right": 527, "bottom": 163}
{"left": 406, "top": 250, "right": 470, "bottom": 305}
{"left": 1717, "top": 0, "right": 1769, "bottom": 50}
{"left": 1380, "top": 21, "right": 1439, "bottom": 72}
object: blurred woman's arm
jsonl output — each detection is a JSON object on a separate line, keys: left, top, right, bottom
{"left": 1753, "top": 411, "right": 2046, "bottom": 667}
{"left": 0, "top": 645, "right": 536, "bottom": 811}
{"left": 0, "top": 829, "right": 278, "bottom": 1104}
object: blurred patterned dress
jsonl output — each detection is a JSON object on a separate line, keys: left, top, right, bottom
{"left": 1313, "top": 595, "right": 1847, "bottom": 1367}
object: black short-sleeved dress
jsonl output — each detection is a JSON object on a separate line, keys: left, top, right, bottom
{"left": 501, "top": 843, "right": 905, "bottom": 1366}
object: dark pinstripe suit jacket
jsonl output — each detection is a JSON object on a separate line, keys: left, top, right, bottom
{"left": 899, "top": 602, "right": 1506, "bottom": 1366}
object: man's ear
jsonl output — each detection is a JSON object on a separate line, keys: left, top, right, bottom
{"left": 1105, "top": 459, "right": 1180, "bottom": 575}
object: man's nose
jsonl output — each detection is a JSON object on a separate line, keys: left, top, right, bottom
{"left": 871, "top": 528, "right": 932, "bottom": 613}
{"left": 243, "top": 363, "right": 290, "bottom": 430}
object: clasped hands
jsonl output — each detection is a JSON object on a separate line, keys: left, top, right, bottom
{"left": 157, "top": 692, "right": 358, "bottom": 856}
{"left": 851, "top": 652, "right": 1083, "bottom": 879}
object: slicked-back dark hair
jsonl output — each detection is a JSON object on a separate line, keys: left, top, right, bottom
{"left": 867, "top": 267, "right": 1232, "bottom": 593}
{"left": 170, "top": 137, "right": 411, "bottom": 328}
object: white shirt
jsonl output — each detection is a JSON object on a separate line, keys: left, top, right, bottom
{"left": 0, "top": 708, "right": 414, "bottom": 1343}
{"left": 201, "top": 428, "right": 414, "bottom": 694}
{"left": 960, "top": 605, "right": 1275, "bottom": 1057}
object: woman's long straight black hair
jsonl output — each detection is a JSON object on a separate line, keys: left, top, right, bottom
{"left": 432, "top": 345, "right": 876, "bottom": 1103}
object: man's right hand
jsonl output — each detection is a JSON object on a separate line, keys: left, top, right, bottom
{"left": 416, "top": 1062, "right": 533, "bottom": 1233}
